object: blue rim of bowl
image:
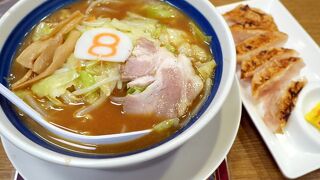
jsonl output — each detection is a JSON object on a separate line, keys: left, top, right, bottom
{"left": 0, "top": 0, "right": 223, "bottom": 158}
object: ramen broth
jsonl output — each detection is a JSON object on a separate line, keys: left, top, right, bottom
{"left": 10, "top": 0, "right": 215, "bottom": 154}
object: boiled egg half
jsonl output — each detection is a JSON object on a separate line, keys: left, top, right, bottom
{"left": 74, "top": 28, "right": 133, "bottom": 62}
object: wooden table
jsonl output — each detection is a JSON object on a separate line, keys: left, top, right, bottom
{"left": 0, "top": 0, "right": 319, "bottom": 179}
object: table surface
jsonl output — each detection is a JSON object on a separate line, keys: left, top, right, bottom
{"left": 1, "top": 0, "right": 320, "bottom": 179}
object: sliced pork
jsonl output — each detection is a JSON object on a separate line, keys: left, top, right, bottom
{"left": 120, "top": 38, "right": 158, "bottom": 81}
{"left": 116, "top": 38, "right": 203, "bottom": 118}
{"left": 241, "top": 48, "right": 298, "bottom": 79}
{"left": 127, "top": 76, "right": 155, "bottom": 88}
{"left": 251, "top": 57, "right": 305, "bottom": 99}
{"left": 263, "top": 79, "right": 306, "bottom": 133}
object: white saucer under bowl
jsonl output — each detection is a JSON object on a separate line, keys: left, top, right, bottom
{"left": 2, "top": 80, "right": 241, "bottom": 180}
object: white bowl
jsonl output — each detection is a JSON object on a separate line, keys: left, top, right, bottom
{"left": 0, "top": 0, "right": 236, "bottom": 170}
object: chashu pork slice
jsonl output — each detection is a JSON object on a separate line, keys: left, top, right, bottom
{"left": 126, "top": 76, "right": 155, "bottom": 89}
{"left": 115, "top": 38, "right": 203, "bottom": 119}
{"left": 241, "top": 48, "right": 298, "bottom": 79}
{"left": 118, "top": 55, "right": 203, "bottom": 118}
{"left": 223, "top": 5, "right": 278, "bottom": 31}
{"left": 263, "top": 79, "right": 307, "bottom": 133}
{"left": 120, "top": 38, "right": 158, "bottom": 82}
{"left": 251, "top": 57, "right": 305, "bottom": 99}
{"left": 236, "top": 31, "right": 288, "bottom": 62}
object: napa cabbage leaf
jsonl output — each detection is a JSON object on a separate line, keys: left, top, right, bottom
{"left": 153, "top": 118, "right": 180, "bottom": 133}
{"left": 31, "top": 69, "right": 79, "bottom": 99}
{"left": 32, "top": 22, "right": 53, "bottom": 41}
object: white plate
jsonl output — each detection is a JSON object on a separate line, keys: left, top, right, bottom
{"left": 2, "top": 80, "right": 241, "bottom": 180}
{"left": 217, "top": 0, "right": 320, "bottom": 178}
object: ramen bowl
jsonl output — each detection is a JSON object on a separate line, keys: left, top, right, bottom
{"left": 0, "top": 0, "right": 236, "bottom": 174}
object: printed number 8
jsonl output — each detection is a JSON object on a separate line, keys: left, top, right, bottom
{"left": 88, "top": 33, "right": 120, "bottom": 58}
